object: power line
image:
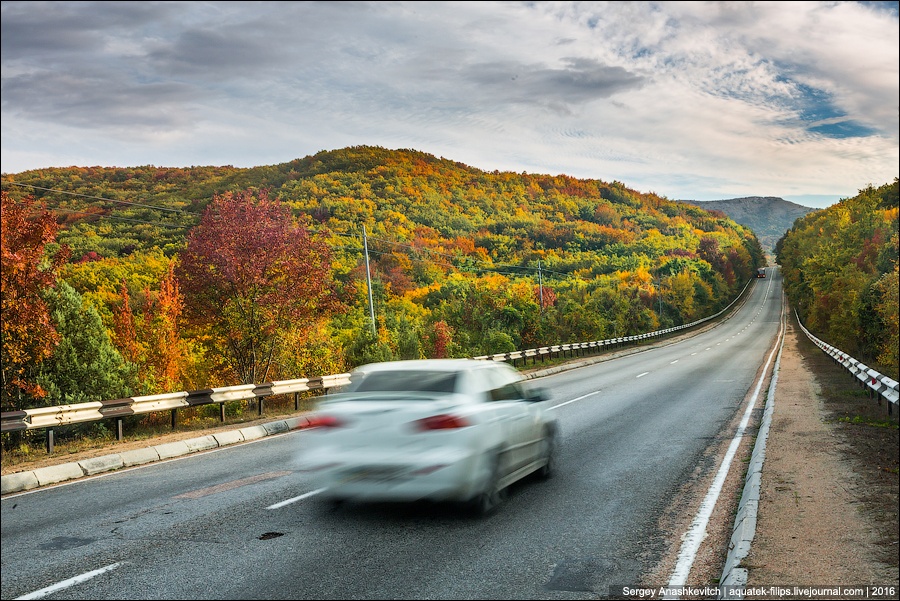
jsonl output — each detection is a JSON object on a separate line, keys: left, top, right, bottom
{"left": 3, "top": 181, "right": 187, "bottom": 213}
{"left": 5, "top": 181, "right": 578, "bottom": 281}
{"left": 50, "top": 206, "right": 189, "bottom": 229}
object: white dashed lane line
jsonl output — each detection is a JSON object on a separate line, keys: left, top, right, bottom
{"left": 15, "top": 563, "right": 122, "bottom": 600}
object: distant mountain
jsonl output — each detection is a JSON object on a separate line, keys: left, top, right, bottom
{"left": 676, "top": 196, "right": 817, "bottom": 254}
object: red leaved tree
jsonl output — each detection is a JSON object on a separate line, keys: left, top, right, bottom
{"left": 177, "top": 189, "right": 337, "bottom": 384}
{"left": 1, "top": 191, "right": 70, "bottom": 409}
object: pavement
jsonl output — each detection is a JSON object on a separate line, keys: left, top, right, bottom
{"left": 0, "top": 415, "right": 317, "bottom": 495}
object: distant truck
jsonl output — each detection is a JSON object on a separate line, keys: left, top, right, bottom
{"left": 757, "top": 267, "right": 767, "bottom": 278}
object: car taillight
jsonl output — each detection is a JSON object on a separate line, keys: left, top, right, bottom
{"left": 307, "top": 415, "right": 343, "bottom": 428}
{"left": 414, "top": 414, "right": 469, "bottom": 431}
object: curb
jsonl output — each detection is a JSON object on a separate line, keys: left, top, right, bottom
{"left": 717, "top": 318, "right": 785, "bottom": 598}
{"left": 1, "top": 415, "right": 313, "bottom": 496}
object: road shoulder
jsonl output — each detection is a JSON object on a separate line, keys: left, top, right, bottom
{"left": 743, "top": 316, "right": 899, "bottom": 592}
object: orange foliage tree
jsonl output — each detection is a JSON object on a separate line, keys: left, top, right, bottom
{"left": 113, "top": 262, "right": 191, "bottom": 393}
{"left": 1, "top": 191, "right": 70, "bottom": 409}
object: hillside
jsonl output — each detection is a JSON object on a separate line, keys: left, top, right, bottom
{"left": 2, "top": 145, "right": 766, "bottom": 407}
{"left": 777, "top": 179, "right": 899, "bottom": 377}
{"left": 676, "top": 197, "right": 816, "bottom": 255}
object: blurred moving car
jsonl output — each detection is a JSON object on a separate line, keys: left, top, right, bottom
{"left": 298, "top": 358, "right": 557, "bottom": 515}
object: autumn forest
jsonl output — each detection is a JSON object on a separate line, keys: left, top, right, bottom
{"left": 2, "top": 147, "right": 897, "bottom": 427}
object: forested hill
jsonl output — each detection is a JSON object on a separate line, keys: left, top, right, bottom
{"left": 777, "top": 179, "right": 899, "bottom": 378}
{"left": 677, "top": 197, "right": 816, "bottom": 255}
{"left": 4, "top": 145, "right": 763, "bottom": 269}
{"left": 2, "top": 145, "right": 766, "bottom": 407}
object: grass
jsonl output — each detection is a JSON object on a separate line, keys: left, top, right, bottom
{"left": 835, "top": 414, "right": 900, "bottom": 428}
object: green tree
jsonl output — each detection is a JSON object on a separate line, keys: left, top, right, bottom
{"left": 36, "top": 280, "right": 136, "bottom": 404}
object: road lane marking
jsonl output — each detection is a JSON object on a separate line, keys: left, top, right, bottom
{"left": 550, "top": 390, "right": 602, "bottom": 410}
{"left": 15, "top": 562, "right": 122, "bottom": 600}
{"left": 636, "top": 372, "right": 649, "bottom": 378}
{"left": 267, "top": 487, "right": 328, "bottom": 509}
{"left": 670, "top": 360, "right": 679, "bottom": 364}
{"left": 665, "top": 295, "right": 785, "bottom": 597}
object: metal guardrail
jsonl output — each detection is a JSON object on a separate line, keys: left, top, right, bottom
{"left": 0, "top": 374, "right": 353, "bottom": 454}
{"left": 1, "top": 275, "right": 759, "bottom": 452}
{"left": 0, "top": 374, "right": 358, "bottom": 435}
{"left": 795, "top": 311, "right": 898, "bottom": 415}
{"left": 471, "top": 331, "right": 685, "bottom": 364}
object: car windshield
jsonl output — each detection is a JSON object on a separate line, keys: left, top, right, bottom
{"left": 346, "top": 370, "right": 459, "bottom": 394}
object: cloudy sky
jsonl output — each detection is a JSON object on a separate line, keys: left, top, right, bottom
{"left": 2, "top": 1, "right": 897, "bottom": 208}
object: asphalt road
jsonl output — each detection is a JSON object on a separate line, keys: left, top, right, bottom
{"left": 0, "top": 275, "right": 783, "bottom": 600}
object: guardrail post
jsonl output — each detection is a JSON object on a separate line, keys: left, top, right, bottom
{"left": 219, "top": 404, "right": 225, "bottom": 422}
{"left": 46, "top": 428, "right": 54, "bottom": 454}
{"left": 258, "top": 397, "right": 264, "bottom": 416}
{"left": 171, "top": 408, "right": 177, "bottom": 430}
{"left": 116, "top": 418, "right": 123, "bottom": 441}
{"left": 294, "top": 392, "right": 300, "bottom": 411}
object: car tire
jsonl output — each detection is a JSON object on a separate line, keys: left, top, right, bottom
{"left": 469, "top": 452, "right": 505, "bottom": 517}
{"left": 536, "top": 429, "right": 556, "bottom": 480}
{"left": 322, "top": 497, "right": 345, "bottom": 513}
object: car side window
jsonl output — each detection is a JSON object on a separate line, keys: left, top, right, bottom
{"left": 488, "top": 381, "right": 526, "bottom": 402}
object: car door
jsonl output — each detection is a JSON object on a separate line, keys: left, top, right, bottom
{"left": 484, "top": 368, "right": 537, "bottom": 475}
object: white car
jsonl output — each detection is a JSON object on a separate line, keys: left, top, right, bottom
{"left": 298, "top": 358, "right": 557, "bottom": 515}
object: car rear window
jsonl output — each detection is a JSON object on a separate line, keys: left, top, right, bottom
{"left": 348, "top": 370, "right": 459, "bottom": 394}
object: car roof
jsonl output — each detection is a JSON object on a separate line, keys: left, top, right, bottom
{"left": 354, "top": 358, "right": 510, "bottom": 374}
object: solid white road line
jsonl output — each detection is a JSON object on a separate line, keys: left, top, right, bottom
{"left": 664, "top": 294, "right": 784, "bottom": 598}
{"left": 15, "top": 562, "right": 122, "bottom": 600}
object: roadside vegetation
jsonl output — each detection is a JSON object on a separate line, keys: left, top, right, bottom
{"left": 3, "top": 145, "right": 767, "bottom": 455}
{"left": 777, "top": 178, "right": 899, "bottom": 380}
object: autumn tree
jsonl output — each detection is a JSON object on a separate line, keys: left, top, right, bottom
{"left": 113, "top": 262, "right": 193, "bottom": 393}
{"left": 778, "top": 179, "right": 899, "bottom": 376}
{"left": 1, "top": 191, "right": 70, "bottom": 410}
{"left": 177, "top": 189, "right": 337, "bottom": 384}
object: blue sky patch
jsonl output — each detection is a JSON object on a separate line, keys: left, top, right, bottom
{"left": 807, "top": 120, "right": 878, "bottom": 139}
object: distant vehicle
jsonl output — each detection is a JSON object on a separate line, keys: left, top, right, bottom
{"left": 298, "top": 358, "right": 557, "bottom": 516}
{"left": 757, "top": 268, "right": 767, "bottom": 278}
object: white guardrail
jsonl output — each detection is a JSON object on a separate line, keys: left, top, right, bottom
{"left": 795, "top": 311, "right": 898, "bottom": 414}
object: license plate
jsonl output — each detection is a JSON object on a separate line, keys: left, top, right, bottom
{"left": 346, "top": 466, "right": 405, "bottom": 482}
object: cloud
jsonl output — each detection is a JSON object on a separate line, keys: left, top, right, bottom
{"left": 1, "top": 1, "right": 897, "bottom": 208}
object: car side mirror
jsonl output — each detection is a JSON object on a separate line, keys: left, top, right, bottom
{"left": 526, "top": 387, "right": 548, "bottom": 402}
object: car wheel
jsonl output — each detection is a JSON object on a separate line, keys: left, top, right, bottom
{"left": 469, "top": 453, "right": 505, "bottom": 517}
{"left": 322, "top": 497, "right": 345, "bottom": 513}
{"left": 536, "top": 429, "right": 556, "bottom": 480}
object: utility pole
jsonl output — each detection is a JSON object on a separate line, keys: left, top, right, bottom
{"left": 538, "top": 260, "right": 544, "bottom": 314}
{"left": 362, "top": 225, "right": 376, "bottom": 336}
{"left": 656, "top": 279, "right": 663, "bottom": 320}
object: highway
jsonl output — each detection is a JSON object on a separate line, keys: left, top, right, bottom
{"left": 0, "top": 273, "right": 783, "bottom": 600}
